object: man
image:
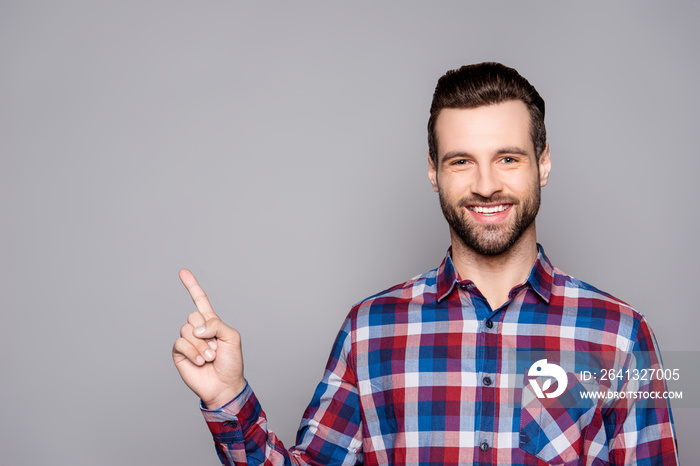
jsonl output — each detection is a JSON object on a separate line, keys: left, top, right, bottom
{"left": 173, "top": 63, "right": 679, "bottom": 465}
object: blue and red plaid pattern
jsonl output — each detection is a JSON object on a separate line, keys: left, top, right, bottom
{"left": 202, "top": 245, "right": 679, "bottom": 465}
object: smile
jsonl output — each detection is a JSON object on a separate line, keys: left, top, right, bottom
{"left": 468, "top": 204, "right": 511, "bottom": 214}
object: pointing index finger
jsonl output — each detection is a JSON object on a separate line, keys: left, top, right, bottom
{"left": 179, "top": 268, "right": 218, "bottom": 320}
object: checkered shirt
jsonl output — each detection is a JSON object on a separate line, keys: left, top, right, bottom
{"left": 201, "top": 245, "right": 679, "bottom": 465}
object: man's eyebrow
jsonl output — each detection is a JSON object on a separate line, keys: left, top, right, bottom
{"left": 440, "top": 151, "right": 471, "bottom": 163}
{"left": 494, "top": 146, "right": 530, "bottom": 156}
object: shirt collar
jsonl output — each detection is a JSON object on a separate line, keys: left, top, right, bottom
{"left": 436, "top": 243, "right": 554, "bottom": 303}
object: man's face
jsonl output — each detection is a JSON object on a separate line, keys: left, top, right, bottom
{"left": 428, "top": 100, "right": 551, "bottom": 256}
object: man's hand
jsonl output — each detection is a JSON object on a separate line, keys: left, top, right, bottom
{"left": 172, "top": 269, "right": 246, "bottom": 409}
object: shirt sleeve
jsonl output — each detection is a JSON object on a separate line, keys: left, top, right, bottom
{"left": 605, "top": 317, "right": 680, "bottom": 465}
{"left": 200, "top": 316, "right": 364, "bottom": 466}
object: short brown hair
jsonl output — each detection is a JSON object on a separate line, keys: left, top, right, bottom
{"left": 427, "top": 62, "right": 546, "bottom": 165}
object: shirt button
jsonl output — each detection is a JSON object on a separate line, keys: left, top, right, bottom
{"left": 483, "top": 376, "right": 492, "bottom": 386}
{"left": 459, "top": 284, "right": 469, "bottom": 290}
{"left": 225, "top": 421, "right": 238, "bottom": 429}
{"left": 485, "top": 319, "right": 493, "bottom": 329}
{"left": 480, "top": 441, "right": 490, "bottom": 452}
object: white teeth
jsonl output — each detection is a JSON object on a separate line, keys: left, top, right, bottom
{"left": 470, "top": 204, "right": 509, "bottom": 214}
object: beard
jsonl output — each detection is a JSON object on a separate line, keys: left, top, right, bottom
{"left": 438, "top": 179, "right": 541, "bottom": 256}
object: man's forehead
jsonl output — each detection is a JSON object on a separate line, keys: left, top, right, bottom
{"left": 434, "top": 101, "right": 534, "bottom": 158}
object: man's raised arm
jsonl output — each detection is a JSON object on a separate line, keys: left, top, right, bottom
{"left": 172, "top": 270, "right": 364, "bottom": 466}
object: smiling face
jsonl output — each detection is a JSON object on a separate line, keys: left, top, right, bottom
{"left": 428, "top": 100, "right": 551, "bottom": 256}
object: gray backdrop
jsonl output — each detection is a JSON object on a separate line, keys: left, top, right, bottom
{"left": 1, "top": 1, "right": 698, "bottom": 464}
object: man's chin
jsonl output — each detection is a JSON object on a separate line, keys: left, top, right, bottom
{"left": 455, "top": 228, "right": 518, "bottom": 256}
{"left": 468, "top": 241, "right": 514, "bottom": 256}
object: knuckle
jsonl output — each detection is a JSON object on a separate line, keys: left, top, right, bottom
{"left": 206, "top": 316, "right": 221, "bottom": 326}
{"left": 173, "top": 337, "right": 187, "bottom": 353}
{"left": 180, "top": 323, "right": 193, "bottom": 336}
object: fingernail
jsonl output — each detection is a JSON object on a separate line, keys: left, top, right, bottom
{"left": 195, "top": 355, "right": 205, "bottom": 365}
{"left": 194, "top": 325, "right": 205, "bottom": 336}
{"left": 208, "top": 341, "right": 217, "bottom": 350}
{"left": 205, "top": 349, "right": 215, "bottom": 360}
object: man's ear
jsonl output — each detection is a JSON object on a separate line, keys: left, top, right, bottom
{"left": 538, "top": 143, "right": 551, "bottom": 187}
{"left": 428, "top": 153, "right": 439, "bottom": 193}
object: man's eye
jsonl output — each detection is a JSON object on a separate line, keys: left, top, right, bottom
{"left": 502, "top": 156, "right": 516, "bottom": 163}
{"left": 453, "top": 160, "right": 468, "bottom": 165}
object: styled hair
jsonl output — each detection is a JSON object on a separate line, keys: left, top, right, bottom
{"left": 427, "top": 62, "right": 546, "bottom": 165}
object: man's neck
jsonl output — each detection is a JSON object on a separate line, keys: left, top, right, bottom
{"left": 450, "top": 226, "right": 539, "bottom": 310}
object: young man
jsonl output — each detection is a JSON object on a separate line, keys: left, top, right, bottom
{"left": 173, "top": 63, "right": 679, "bottom": 465}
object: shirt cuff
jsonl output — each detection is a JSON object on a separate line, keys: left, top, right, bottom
{"left": 200, "top": 381, "right": 262, "bottom": 441}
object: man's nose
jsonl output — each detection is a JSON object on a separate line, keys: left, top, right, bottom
{"left": 472, "top": 165, "right": 503, "bottom": 198}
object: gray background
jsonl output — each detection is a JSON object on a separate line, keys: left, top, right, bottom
{"left": 1, "top": 1, "right": 698, "bottom": 464}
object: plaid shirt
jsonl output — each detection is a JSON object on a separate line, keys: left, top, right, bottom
{"left": 202, "top": 245, "right": 679, "bottom": 465}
